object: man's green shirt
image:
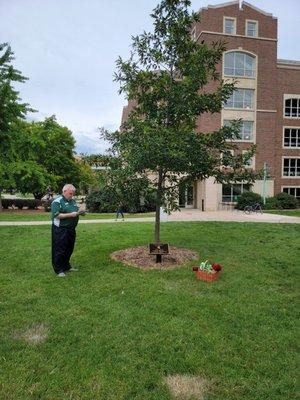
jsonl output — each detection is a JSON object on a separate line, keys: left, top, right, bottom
{"left": 51, "top": 195, "right": 79, "bottom": 229}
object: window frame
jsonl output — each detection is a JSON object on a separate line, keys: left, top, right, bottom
{"left": 282, "top": 157, "right": 300, "bottom": 178}
{"left": 191, "top": 26, "right": 197, "bottom": 41}
{"left": 223, "top": 51, "right": 256, "bottom": 78}
{"left": 222, "top": 183, "right": 252, "bottom": 203}
{"left": 242, "top": 150, "right": 255, "bottom": 168}
{"left": 281, "top": 186, "right": 300, "bottom": 200}
{"left": 224, "top": 88, "right": 255, "bottom": 110}
{"left": 282, "top": 126, "right": 300, "bottom": 148}
{"left": 245, "top": 19, "right": 258, "bottom": 37}
{"left": 284, "top": 95, "right": 300, "bottom": 119}
{"left": 223, "top": 119, "right": 254, "bottom": 141}
{"left": 223, "top": 16, "right": 236, "bottom": 35}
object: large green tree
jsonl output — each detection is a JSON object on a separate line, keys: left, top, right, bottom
{"left": 102, "top": 0, "right": 259, "bottom": 243}
{"left": 12, "top": 117, "right": 94, "bottom": 198}
{"left": 0, "top": 43, "right": 94, "bottom": 206}
{"left": 32, "top": 116, "right": 81, "bottom": 197}
{"left": 0, "top": 43, "right": 35, "bottom": 209}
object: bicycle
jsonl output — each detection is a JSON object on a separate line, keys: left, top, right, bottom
{"left": 243, "top": 202, "right": 263, "bottom": 214}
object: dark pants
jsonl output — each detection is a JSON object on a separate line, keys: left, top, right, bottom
{"left": 116, "top": 209, "right": 124, "bottom": 219}
{"left": 52, "top": 225, "right": 76, "bottom": 274}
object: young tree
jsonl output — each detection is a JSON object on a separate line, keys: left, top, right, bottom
{"left": 102, "top": 0, "right": 259, "bottom": 243}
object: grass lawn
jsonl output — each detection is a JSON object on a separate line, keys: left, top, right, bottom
{"left": 0, "top": 210, "right": 155, "bottom": 221}
{"left": 265, "top": 210, "right": 300, "bottom": 218}
{"left": 0, "top": 222, "right": 298, "bottom": 399}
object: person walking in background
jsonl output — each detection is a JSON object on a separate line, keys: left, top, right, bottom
{"left": 115, "top": 202, "right": 125, "bottom": 221}
{"left": 51, "top": 184, "right": 85, "bottom": 277}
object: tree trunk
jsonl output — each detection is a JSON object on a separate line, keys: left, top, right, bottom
{"left": 155, "top": 202, "right": 160, "bottom": 244}
{"left": 154, "top": 169, "right": 163, "bottom": 243}
{"left": 0, "top": 190, "right": 2, "bottom": 212}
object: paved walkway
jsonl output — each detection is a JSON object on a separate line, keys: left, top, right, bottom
{"left": 167, "top": 209, "right": 300, "bottom": 224}
{"left": 0, "top": 210, "right": 299, "bottom": 226}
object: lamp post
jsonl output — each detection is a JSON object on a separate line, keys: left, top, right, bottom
{"left": 262, "top": 162, "right": 269, "bottom": 205}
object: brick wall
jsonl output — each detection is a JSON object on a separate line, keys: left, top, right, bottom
{"left": 195, "top": 2, "right": 277, "bottom": 39}
{"left": 275, "top": 67, "right": 300, "bottom": 193}
{"left": 194, "top": 1, "right": 300, "bottom": 196}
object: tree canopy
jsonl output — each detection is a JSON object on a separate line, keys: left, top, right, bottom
{"left": 102, "top": 0, "right": 259, "bottom": 242}
{"left": 0, "top": 43, "right": 94, "bottom": 203}
{"left": 9, "top": 117, "right": 95, "bottom": 198}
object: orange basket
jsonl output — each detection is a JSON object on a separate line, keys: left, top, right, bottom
{"left": 195, "top": 268, "right": 220, "bottom": 282}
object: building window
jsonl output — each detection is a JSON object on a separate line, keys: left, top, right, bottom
{"left": 224, "top": 17, "right": 236, "bottom": 35}
{"left": 224, "top": 51, "right": 255, "bottom": 77}
{"left": 285, "top": 98, "right": 300, "bottom": 118}
{"left": 224, "top": 120, "right": 254, "bottom": 141}
{"left": 191, "top": 27, "right": 196, "bottom": 41}
{"left": 224, "top": 89, "right": 254, "bottom": 109}
{"left": 282, "top": 187, "right": 300, "bottom": 200}
{"left": 242, "top": 150, "right": 254, "bottom": 168}
{"left": 283, "top": 158, "right": 300, "bottom": 177}
{"left": 222, "top": 183, "right": 251, "bottom": 202}
{"left": 246, "top": 21, "right": 258, "bottom": 37}
{"left": 283, "top": 128, "right": 300, "bottom": 148}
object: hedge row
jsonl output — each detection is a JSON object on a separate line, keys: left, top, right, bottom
{"left": 1, "top": 198, "right": 41, "bottom": 209}
{"left": 236, "top": 192, "right": 299, "bottom": 210}
{"left": 86, "top": 189, "right": 156, "bottom": 213}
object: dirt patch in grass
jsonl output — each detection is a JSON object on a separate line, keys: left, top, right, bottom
{"left": 164, "top": 374, "right": 207, "bottom": 400}
{"left": 12, "top": 323, "right": 48, "bottom": 344}
{"left": 110, "top": 245, "right": 198, "bottom": 269}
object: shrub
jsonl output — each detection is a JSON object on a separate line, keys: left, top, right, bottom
{"left": 1, "top": 199, "right": 11, "bottom": 209}
{"left": 235, "top": 192, "right": 263, "bottom": 210}
{"left": 274, "top": 192, "right": 298, "bottom": 209}
{"left": 26, "top": 199, "right": 41, "bottom": 209}
{"left": 0, "top": 198, "right": 41, "bottom": 210}
{"left": 86, "top": 190, "right": 117, "bottom": 213}
{"left": 86, "top": 188, "right": 156, "bottom": 213}
{"left": 264, "top": 197, "right": 279, "bottom": 210}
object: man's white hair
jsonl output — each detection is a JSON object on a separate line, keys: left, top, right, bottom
{"left": 62, "top": 184, "right": 76, "bottom": 192}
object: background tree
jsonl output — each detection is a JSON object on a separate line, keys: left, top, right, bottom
{"left": 75, "top": 157, "right": 97, "bottom": 195}
{"left": 34, "top": 116, "right": 81, "bottom": 196}
{"left": 82, "top": 153, "right": 111, "bottom": 189}
{"left": 83, "top": 154, "right": 155, "bottom": 213}
{"left": 12, "top": 117, "right": 94, "bottom": 198}
{"left": 0, "top": 43, "right": 94, "bottom": 207}
{"left": 102, "top": 0, "right": 259, "bottom": 243}
{"left": 0, "top": 42, "right": 35, "bottom": 210}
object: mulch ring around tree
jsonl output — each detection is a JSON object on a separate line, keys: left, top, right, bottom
{"left": 110, "top": 245, "right": 198, "bottom": 270}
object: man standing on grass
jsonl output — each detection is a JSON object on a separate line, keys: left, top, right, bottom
{"left": 51, "top": 184, "right": 84, "bottom": 277}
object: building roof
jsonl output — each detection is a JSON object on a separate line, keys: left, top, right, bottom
{"left": 242, "top": 1, "right": 275, "bottom": 18}
{"left": 277, "top": 59, "right": 300, "bottom": 70}
{"left": 200, "top": 1, "right": 276, "bottom": 19}
{"left": 277, "top": 59, "right": 300, "bottom": 66}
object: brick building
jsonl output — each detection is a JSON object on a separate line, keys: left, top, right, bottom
{"left": 121, "top": 1, "right": 300, "bottom": 211}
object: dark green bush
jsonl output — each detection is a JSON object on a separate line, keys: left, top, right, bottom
{"left": 236, "top": 192, "right": 263, "bottom": 210}
{"left": 264, "top": 197, "right": 279, "bottom": 210}
{"left": 86, "top": 188, "right": 155, "bottom": 213}
{"left": 1, "top": 199, "right": 11, "bottom": 209}
{"left": 0, "top": 198, "right": 41, "bottom": 209}
{"left": 274, "top": 192, "right": 298, "bottom": 209}
{"left": 26, "top": 199, "right": 41, "bottom": 209}
{"left": 86, "top": 190, "right": 117, "bottom": 213}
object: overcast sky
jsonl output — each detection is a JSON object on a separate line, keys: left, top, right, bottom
{"left": 1, "top": 0, "right": 299, "bottom": 154}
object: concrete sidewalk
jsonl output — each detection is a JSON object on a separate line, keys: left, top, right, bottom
{"left": 166, "top": 209, "right": 300, "bottom": 224}
{"left": 0, "top": 210, "right": 299, "bottom": 226}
